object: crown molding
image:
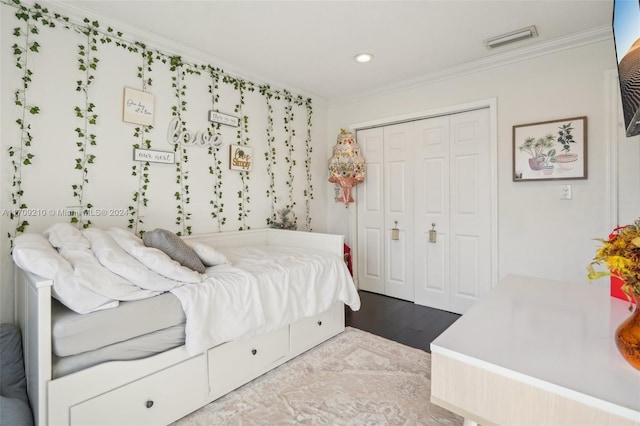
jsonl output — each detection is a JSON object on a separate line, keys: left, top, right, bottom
{"left": 5, "top": 0, "right": 610, "bottom": 111}
{"left": 24, "top": 0, "right": 328, "bottom": 108}
{"left": 329, "top": 25, "right": 613, "bottom": 108}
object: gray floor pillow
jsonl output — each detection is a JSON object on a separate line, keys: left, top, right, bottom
{"left": 0, "top": 324, "right": 33, "bottom": 426}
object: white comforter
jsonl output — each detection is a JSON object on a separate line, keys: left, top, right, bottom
{"left": 13, "top": 224, "right": 361, "bottom": 356}
{"left": 172, "top": 246, "right": 361, "bottom": 355}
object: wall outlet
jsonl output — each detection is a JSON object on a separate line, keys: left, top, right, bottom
{"left": 560, "top": 185, "right": 572, "bottom": 200}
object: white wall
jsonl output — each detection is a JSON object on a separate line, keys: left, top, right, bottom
{"left": 327, "top": 39, "right": 630, "bottom": 288}
{"left": 0, "top": 3, "right": 329, "bottom": 322}
{"left": 1, "top": 3, "right": 635, "bottom": 324}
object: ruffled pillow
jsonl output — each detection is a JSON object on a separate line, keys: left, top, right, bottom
{"left": 44, "top": 223, "right": 160, "bottom": 302}
{"left": 108, "top": 228, "right": 202, "bottom": 283}
{"left": 84, "top": 228, "right": 183, "bottom": 292}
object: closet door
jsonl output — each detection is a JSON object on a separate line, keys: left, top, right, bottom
{"left": 414, "top": 109, "right": 491, "bottom": 313}
{"left": 382, "top": 123, "right": 414, "bottom": 301}
{"left": 413, "top": 116, "right": 451, "bottom": 311}
{"left": 356, "top": 123, "right": 414, "bottom": 301}
{"left": 449, "top": 109, "right": 491, "bottom": 314}
{"left": 356, "top": 127, "right": 385, "bottom": 294}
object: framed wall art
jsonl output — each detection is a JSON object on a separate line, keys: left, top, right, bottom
{"left": 133, "top": 148, "right": 175, "bottom": 164}
{"left": 513, "top": 116, "right": 587, "bottom": 181}
{"left": 123, "top": 87, "right": 154, "bottom": 126}
{"left": 208, "top": 110, "right": 239, "bottom": 127}
{"left": 229, "top": 145, "right": 252, "bottom": 171}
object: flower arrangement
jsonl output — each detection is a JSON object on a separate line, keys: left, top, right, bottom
{"left": 588, "top": 218, "right": 640, "bottom": 306}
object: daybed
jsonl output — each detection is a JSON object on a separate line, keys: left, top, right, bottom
{"left": 13, "top": 225, "right": 360, "bottom": 425}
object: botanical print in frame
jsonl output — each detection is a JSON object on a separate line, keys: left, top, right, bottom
{"left": 513, "top": 116, "right": 587, "bottom": 181}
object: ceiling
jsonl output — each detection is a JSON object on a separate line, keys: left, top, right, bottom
{"left": 59, "top": 1, "right": 614, "bottom": 104}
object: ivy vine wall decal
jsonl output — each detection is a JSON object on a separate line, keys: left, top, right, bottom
{"left": 225, "top": 75, "right": 254, "bottom": 230}
{"left": 169, "top": 56, "right": 193, "bottom": 236}
{"left": 304, "top": 98, "right": 314, "bottom": 231}
{"left": 129, "top": 48, "right": 155, "bottom": 236}
{"left": 72, "top": 18, "right": 100, "bottom": 229}
{"left": 7, "top": 2, "right": 47, "bottom": 241}
{"left": 1, "top": 0, "right": 316, "bottom": 243}
{"left": 207, "top": 66, "right": 226, "bottom": 232}
{"left": 261, "top": 84, "right": 279, "bottom": 227}
{"left": 283, "top": 90, "right": 296, "bottom": 227}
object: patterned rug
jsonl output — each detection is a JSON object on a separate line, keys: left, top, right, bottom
{"left": 173, "top": 327, "right": 463, "bottom": 425}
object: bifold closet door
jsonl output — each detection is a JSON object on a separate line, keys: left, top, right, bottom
{"left": 414, "top": 109, "right": 491, "bottom": 314}
{"left": 356, "top": 122, "right": 415, "bottom": 301}
{"left": 356, "top": 127, "right": 385, "bottom": 295}
{"left": 413, "top": 115, "right": 450, "bottom": 311}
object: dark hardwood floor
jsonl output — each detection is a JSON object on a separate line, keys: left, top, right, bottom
{"left": 345, "top": 290, "right": 461, "bottom": 352}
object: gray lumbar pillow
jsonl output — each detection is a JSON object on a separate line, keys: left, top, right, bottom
{"left": 142, "top": 229, "right": 206, "bottom": 273}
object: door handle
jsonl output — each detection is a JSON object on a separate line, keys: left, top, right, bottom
{"left": 429, "top": 223, "right": 437, "bottom": 243}
{"left": 391, "top": 221, "right": 399, "bottom": 240}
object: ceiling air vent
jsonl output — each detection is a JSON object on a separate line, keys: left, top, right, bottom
{"left": 485, "top": 25, "right": 538, "bottom": 49}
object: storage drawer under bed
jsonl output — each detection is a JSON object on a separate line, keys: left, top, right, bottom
{"left": 290, "top": 303, "right": 344, "bottom": 356}
{"left": 208, "top": 325, "right": 289, "bottom": 399}
{"left": 69, "top": 354, "right": 207, "bottom": 426}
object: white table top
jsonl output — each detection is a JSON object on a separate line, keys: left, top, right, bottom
{"left": 431, "top": 274, "right": 640, "bottom": 421}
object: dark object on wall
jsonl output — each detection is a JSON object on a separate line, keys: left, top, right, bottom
{"left": 613, "top": 0, "right": 640, "bottom": 137}
{"left": 271, "top": 207, "right": 297, "bottom": 230}
{"left": 344, "top": 244, "right": 353, "bottom": 276}
{"left": 0, "top": 323, "right": 34, "bottom": 426}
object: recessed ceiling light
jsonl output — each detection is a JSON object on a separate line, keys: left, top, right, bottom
{"left": 354, "top": 53, "right": 374, "bottom": 63}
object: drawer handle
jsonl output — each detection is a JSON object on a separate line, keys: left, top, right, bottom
{"left": 317, "top": 320, "right": 323, "bottom": 326}
{"left": 146, "top": 400, "right": 154, "bottom": 409}
{"left": 251, "top": 348, "right": 257, "bottom": 355}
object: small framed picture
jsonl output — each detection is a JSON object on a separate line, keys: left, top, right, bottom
{"left": 133, "top": 148, "right": 175, "bottom": 164}
{"left": 229, "top": 145, "right": 252, "bottom": 171}
{"left": 513, "top": 116, "right": 587, "bottom": 181}
{"left": 123, "top": 88, "right": 154, "bottom": 126}
{"left": 208, "top": 110, "right": 240, "bottom": 127}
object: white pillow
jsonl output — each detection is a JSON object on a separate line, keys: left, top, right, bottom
{"left": 185, "top": 241, "right": 230, "bottom": 267}
{"left": 12, "top": 233, "right": 119, "bottom": 314}
{"left": 45, "top": 223, "right": 160, "bottom": 302}
{"left": 12, "top": 234, "right": 70, "bottom": 276}
{"left": 45, "top": 222, "right": 90, "bottom": 249}
{"left": 84, "top": 228, "right": 182, "bottom": 292}
{"left": 107, "top": 228, "right": 202, "bottom": 283}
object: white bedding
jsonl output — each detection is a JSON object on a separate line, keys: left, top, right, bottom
{"left": 172, "top": 246, "right": 361, "bottom": 355}
{"left": 13, "top": 225, "right": 360, "bottom": 357}
{"left": 85, "top": 228, "right": 185, "bottom": 292}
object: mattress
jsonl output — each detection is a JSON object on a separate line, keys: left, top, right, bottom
{"left": 51, "top": 293, "right": 185, "bottom": 357}
{"left": 52, "top": 324, "right": 185, "bottom": 378}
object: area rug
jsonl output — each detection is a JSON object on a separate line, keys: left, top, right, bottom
{"left": 172, "top": 327, "right": 463, "bottom": 425}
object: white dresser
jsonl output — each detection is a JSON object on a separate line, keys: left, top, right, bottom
{"left": 431, "top": 274, "right": 640, "bottom": 425}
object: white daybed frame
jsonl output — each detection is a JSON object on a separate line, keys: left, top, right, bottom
{"left": 15, "top": 228, "right": 348, "bottom": 426}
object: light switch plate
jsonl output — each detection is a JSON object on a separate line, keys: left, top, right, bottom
{"left": 561, "top": 185, "right": 572, "bottom": 200}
